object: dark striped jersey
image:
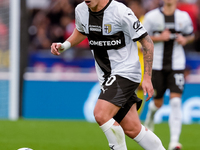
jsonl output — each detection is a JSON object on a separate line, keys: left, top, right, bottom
{"left": 143, "top": 8, "right": 193, "bottom": 71}
{"left": 75, "top": 0, "right": 148, "bottom": 85}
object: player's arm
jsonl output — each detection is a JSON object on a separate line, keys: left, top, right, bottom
{"left": 176, "top": 12, "right": 195, "bottom": 46}
{"left": 176, "top": 34, "right": 195, "bottom": 46}
{"left": 51, "top": 28, "right": 87, "bottom": 56}
{"left": 138, "top": 35, "right": 154, "bottom": 101}
{"left": 150, "top": 29, "right": 171, "bottom": 42}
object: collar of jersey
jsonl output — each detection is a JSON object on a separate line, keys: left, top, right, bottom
{"left": 89, "top": 0, "right": 112, "bottom": 15}
{"left": 159, "top": 7, "right": 176, "bottom": 16}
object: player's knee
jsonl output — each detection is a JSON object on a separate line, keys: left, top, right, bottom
{"left": 94, "top": 111, "right": 109, "bottom": 126}
{"left": 123, "top": 123, "right": 141, "bottom": 138}
{"left": 94, "top": 113, "right": 101, "bottom": 125}
{"left": 170, "top": 97, "right": 181, "bottom": 108}
{"left": 154, "top": 99, "right": 163, "bottom": 108}
{"left": 124, "top": 129, "right": 140, "bottom": 138}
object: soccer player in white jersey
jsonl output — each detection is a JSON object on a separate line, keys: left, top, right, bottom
{"left": 51, "top": 0, "right": 166, "bottom": 149}
{"left": 143, "top": 0, "right": 195, "bottom": 149}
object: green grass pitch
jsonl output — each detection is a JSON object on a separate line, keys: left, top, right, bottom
{"left": 0, "top": 119, "right": 199, "bottom": 150}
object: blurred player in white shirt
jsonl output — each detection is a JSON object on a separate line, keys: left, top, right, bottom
{"left": 143, "top": 0, "right": 194, "bottom": 149}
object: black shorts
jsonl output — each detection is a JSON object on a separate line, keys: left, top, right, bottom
{"left": 99, "top": 75, "right": 142, "bottom": 123}
{"left": 152, "top": 70, "right": 185, "bottom": 99}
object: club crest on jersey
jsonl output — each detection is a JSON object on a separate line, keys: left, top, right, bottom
{"left": 104, "top": 24, "right": 112, "bottom": 34}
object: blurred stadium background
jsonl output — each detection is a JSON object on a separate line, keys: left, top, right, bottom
{"left": 0, "top": 0, "right": 199, "bottom": 149}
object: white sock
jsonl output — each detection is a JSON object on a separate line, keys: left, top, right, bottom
{"left": 100, "top": 118, "right": 127, "bottom": 150}
{"left": 144, "top": 100, "right": 159, "bottom": 131}
{"left": 150, "top": 100, "right": 159, "bottom": 113}
{"left": 134, "top": 125, "right": 166, "bottom": 150}
{"left": 169, "top": 97, "right": 182, "bottom": 144}
{"left": 147, "top": 100, "right": 159, "bottom": 119}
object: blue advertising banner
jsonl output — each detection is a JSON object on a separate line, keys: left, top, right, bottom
{"left": 22, "top": 81, "right": 200, "bottom": 124}
{"left": 23, "top": 81, "right": 99, "bottom": 119}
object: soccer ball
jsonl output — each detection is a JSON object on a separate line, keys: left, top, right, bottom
{"left": 18, "top": 148, "right": 33, "bottom": 150}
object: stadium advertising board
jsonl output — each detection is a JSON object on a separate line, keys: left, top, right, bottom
{"left": 22, "top": 80, "right": 200, "bottom": 124}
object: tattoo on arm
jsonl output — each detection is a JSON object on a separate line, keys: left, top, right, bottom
{"left": 139, "top": 35, "right": 154, "bottom": 77}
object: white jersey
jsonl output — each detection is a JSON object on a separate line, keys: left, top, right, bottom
{"left": 75, "top": 0, "right": 147, "bottom": 85}
{"left": 143, "top": 8, "right": 193, "bottom": 71}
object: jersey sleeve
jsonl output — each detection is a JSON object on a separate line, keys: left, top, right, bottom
{"left": 182, "top": 12, "right": 194, "bottom": 36}
{"left": 75, "top": 7, "right": 84, "bottom": 33}
{"left": 121, "top": 8, "right": 148, "bottom": 42}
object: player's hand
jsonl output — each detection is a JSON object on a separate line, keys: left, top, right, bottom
{"left": 176, "top": 34, "right": 187, "bottom": 46}
{"left": 142, "top": 75, "right": 154, "bottom": 101}
{"left": 160, "top": 29, "right": 171, "bottom": 41}
{"left": 51, "top": 43, "right": 61, "bottom": 56}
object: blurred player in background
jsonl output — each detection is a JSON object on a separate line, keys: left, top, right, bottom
{"left": 143, "top": 0, "right": 195, "bottom": 149}
{"left": 51, "top": 0, "right": 166, "bottom": 149}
